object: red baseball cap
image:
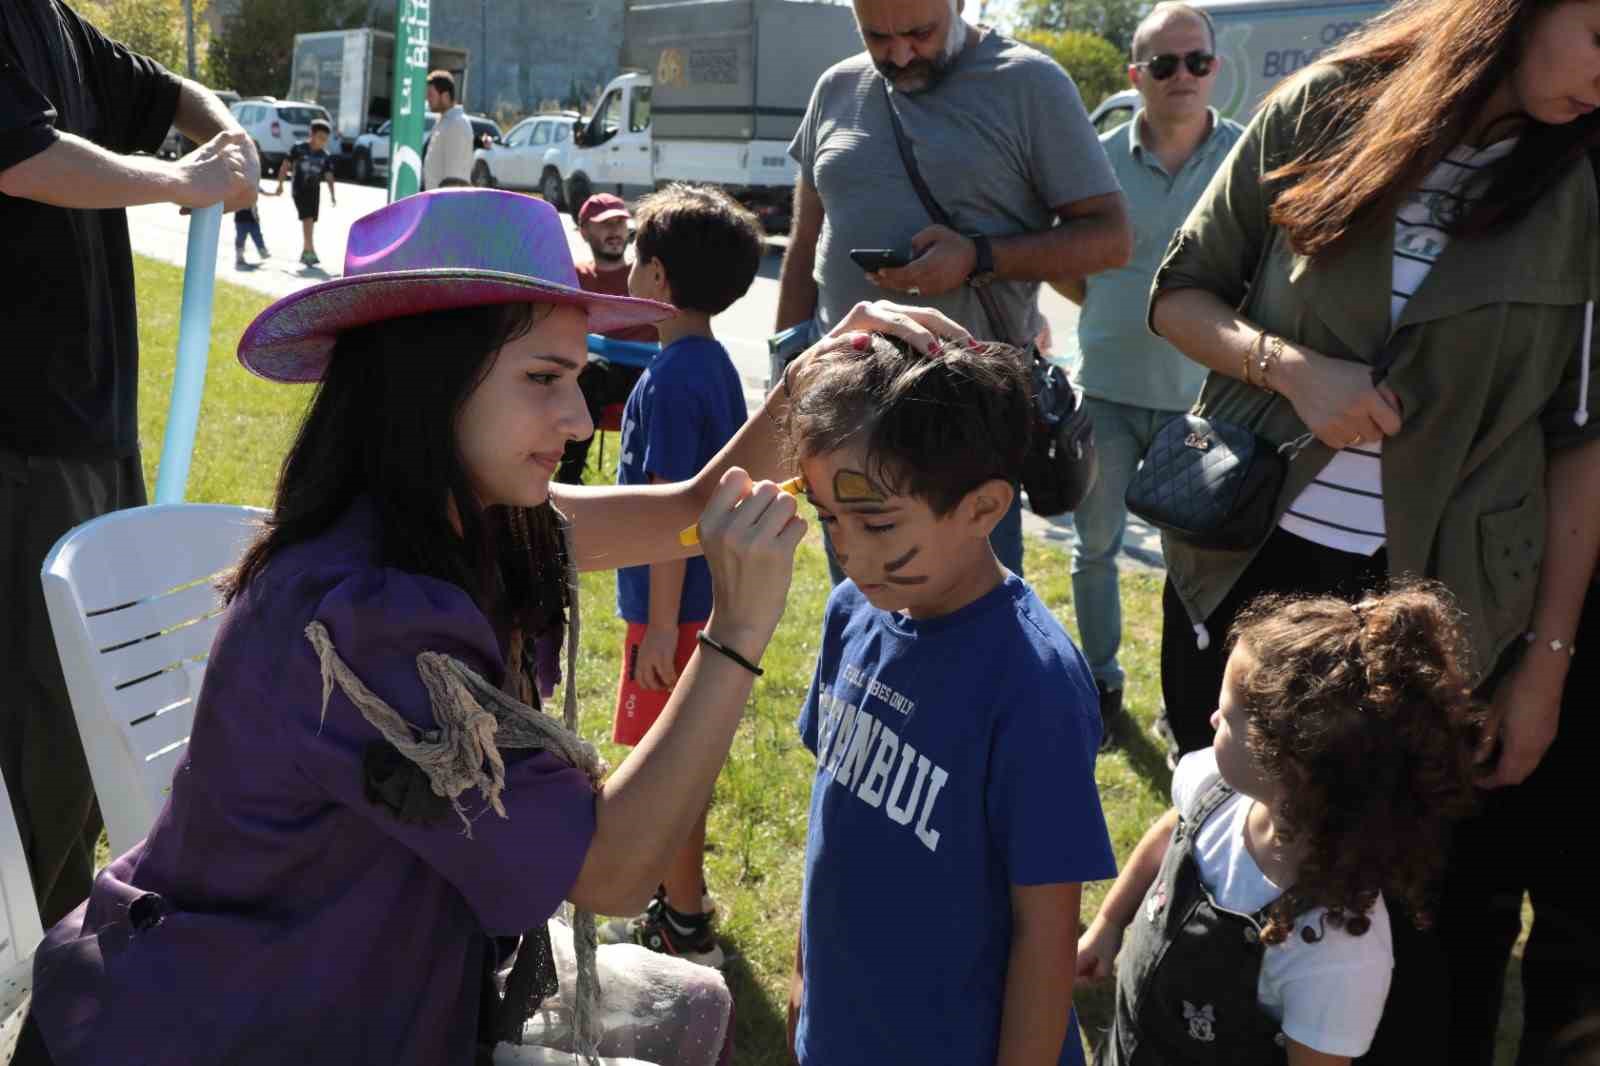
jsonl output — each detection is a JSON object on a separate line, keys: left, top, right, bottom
{"left": 578, "top": 193, "right": 631, "bottom": 225}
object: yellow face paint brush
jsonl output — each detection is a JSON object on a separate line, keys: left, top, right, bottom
{"left": 678, "top": 476, "right": 808, "bottom": 547}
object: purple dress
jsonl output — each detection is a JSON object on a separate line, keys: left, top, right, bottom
{"left": 30, "top": 500, "right": 597, "bottom": 1065}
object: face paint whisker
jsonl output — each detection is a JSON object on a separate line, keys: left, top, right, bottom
{"left": 883, "top": 546, "right": 921, "bottom": 573}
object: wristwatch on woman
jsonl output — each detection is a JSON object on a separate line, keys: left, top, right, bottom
{"left": 966, "top": 233, "right": 996, "bottom": 288}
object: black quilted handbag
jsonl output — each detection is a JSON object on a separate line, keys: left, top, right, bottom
{"left": 1125, "top": 414, "right": 1301, "bottom": 551}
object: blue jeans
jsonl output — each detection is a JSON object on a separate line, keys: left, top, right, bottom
{"left": 824, "top": 493, "right": 1024, "bottom": 585}
{"left": 234, "top": 214, "right": 266, "bottom": 256}
{"left": 1071, "top": 398, "right": 1183, "bottom": 693}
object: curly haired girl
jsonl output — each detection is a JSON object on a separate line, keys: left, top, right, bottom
{"left": 1076, "top": 582, "right": 1482, "bottom": 1065}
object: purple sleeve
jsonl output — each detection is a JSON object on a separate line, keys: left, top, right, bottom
{"left": 293, "top": 569, "right": 597, "bottom": 937}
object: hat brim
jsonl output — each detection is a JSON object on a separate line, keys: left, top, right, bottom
{"left": 582, "top": 208, "right": 631, "bottom": 223}
{"left": 237, "top": 268, "right": 674, "bottom": 383}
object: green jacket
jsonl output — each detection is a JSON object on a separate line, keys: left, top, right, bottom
{"left": 1149, "top": 64, "right": 1600, "bottom": 682}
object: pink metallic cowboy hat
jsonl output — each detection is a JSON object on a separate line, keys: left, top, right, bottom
{"left": 238, "top": 188, "right": 673, "bottom": 383}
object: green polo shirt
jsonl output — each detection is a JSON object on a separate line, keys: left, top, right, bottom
{"left": 1077, "top": 109, "right": 1244, "bottom": 411}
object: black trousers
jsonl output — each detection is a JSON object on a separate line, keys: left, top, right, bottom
{"left": 1160, "top": 527, "right": 1600, "bottom": 1064}
{"left": 1, "top": 448, "right": 145, "bottom": 927}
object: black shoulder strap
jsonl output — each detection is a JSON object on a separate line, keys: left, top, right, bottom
{"left": 879, "top": 75, "right": 1016, "bottom": 345}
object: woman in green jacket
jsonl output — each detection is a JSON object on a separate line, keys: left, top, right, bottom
{"left": 1146, "top": 1, "right": 1600, "bottom": 1063}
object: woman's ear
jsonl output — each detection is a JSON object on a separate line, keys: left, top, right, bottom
{"left": 961, "top": 478, "right": 1015, "bottom": 539}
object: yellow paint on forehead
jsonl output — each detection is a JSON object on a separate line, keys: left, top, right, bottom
{"left": 833, "top": 469, "right": 885, "bottom": 504}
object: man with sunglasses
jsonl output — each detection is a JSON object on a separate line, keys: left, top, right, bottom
{"left": 1052, "top": 2, "right": 1243, "bottom": 753}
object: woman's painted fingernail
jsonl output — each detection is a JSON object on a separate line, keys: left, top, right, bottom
{"left": 851, "top": 333, "right": 871, "bottom": 350}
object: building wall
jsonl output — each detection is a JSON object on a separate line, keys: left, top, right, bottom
{"left": 430, "top": 0, "right": 624, "bottom": 118}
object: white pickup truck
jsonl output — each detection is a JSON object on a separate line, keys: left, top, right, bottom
{"left": 541, "top": 0, "right": 859, "bottom": 232}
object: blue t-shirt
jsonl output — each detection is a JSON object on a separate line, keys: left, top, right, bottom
{"left": 616, "top": 336, "right": 747, "bottom": 623}
{"left": 796, "top": 575, "right": 1117, "bottom": 1066}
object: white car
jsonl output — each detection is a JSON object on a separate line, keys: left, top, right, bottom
{"left": 230, "top": 98, "right": 340, "bottom": 177}
{"left": 470, "top": 112, "right": 578, "bottom": 205}
{"left": 354, "top": 113, "right": 503, "bottom": 186}
{"left": 1089, "top": 89, "right": 1140, "bottom": 135}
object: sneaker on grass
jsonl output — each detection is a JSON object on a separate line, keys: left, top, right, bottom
{"left": 598, "top": 897, "right": 724, "bottom": 969}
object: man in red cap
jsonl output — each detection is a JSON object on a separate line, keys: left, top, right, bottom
{"left": 559, "top": 193, "right": 659, "bottom": 482}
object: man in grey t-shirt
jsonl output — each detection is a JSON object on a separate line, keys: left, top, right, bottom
{"left": 776, "top": 0, "right": 1131, "bottom": 579}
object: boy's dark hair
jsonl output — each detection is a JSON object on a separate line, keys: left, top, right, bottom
{"left": 309, "top": 118, "right": 332, "bottom": 135}
{"left": 1227, "top": 580, "right": 1484, "bottom": 945}
{"left": 631, "top": 183, "right": 765, "bottom": 314}
{"left": 788, "top": 334, "right": 1032, "bottom": 515}
{"left": 427, "top": 70, "right": 455, "bottom": 98}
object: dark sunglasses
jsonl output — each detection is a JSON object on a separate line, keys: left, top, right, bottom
{"left": 1135, "top": 50, "right": 1216, "bottom": 80}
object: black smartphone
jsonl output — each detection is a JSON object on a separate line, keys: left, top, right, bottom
{"left": 849, "top": 248, "right": 911, "bottom": 272}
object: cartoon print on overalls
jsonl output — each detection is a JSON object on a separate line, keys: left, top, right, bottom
{"left": 1182, "top": 1001, "right": 1216, "bottom": 1043}
{"left": 1095, "top": 776, "right": 1290, "bottom": 1065}
{"left": 1146, "top": 883, "right": 1168, "bottom": 924}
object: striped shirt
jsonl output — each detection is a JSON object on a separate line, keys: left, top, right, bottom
{"left": 1278, "top": 138, "right": 1519, "bottom": 555}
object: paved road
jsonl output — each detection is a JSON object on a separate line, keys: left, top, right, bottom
{"left": 126, "top": 182, "right": 1163, "bottom": 569}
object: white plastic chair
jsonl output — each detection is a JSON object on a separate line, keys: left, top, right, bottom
{"left": 40, "top": 504, "right": 266, "bottom": 857}
{"left": 0, "top": 765, "right": 43, "bottom": 1061}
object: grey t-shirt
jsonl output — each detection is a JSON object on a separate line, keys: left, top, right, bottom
{"left": 790, "top": 29, "right": 1119, "bottom": 344}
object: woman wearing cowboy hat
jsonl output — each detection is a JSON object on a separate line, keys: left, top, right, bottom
{"left": 17, "top": 188, "right": 970, "bottom": 1066}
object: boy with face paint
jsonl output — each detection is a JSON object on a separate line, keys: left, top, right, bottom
{"left": 786, "top": 333, "right": 1115, "bottom": 1066}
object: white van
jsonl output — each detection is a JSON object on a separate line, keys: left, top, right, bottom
{"left": 1088, "top": 0, "right": 1391, "bottom": 132}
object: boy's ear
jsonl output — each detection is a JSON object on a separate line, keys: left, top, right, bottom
{"left": 645, "top": 257, "right": 674, "bottom": 305}
{"left": 960, "top": 478, "right": 1015, "bottom": 539}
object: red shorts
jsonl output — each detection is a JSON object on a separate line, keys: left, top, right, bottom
{"left": 613, "top": 620, "right": 703, "bottom": 746}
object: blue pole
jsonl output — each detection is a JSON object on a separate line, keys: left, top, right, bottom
{"left": 154, "top": 203, "right": 222, "bottom": 505}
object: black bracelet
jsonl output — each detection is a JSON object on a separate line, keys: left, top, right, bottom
{"left": 697, "top": 631, "right": 764, "bottom": 677}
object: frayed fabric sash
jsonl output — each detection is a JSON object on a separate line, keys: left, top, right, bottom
{"left": 304, "top": 622, "right": 602, "bottom": 828}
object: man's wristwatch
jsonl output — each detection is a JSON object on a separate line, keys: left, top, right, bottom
{"left": 966, "top": 233, "right": 996, "bottom": 288}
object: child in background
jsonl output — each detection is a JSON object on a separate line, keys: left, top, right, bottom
{"left": 787, "top": 334, "right": 1115, "bottom": 1066}
{"left": 233, "top": 182, "right": 278, "bottom": 268}
{"left": 276, "top": 118, "right": 337, "bottom": 266}
{"left": 1076, "top": 584, "right": 1482, "bottom": 1065}
{"left": 600, "top": 184, "right": 765, "bottom": 966}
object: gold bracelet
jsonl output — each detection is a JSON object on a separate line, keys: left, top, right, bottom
{"left": 1244, "top": 330, "right": 1266, "bottom": 388}
{"left": 1260, "top": 334, "right": 1285, "bottom": 393}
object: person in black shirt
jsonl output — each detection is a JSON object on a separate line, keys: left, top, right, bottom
{"left": 0, "top": 0, "right": 257, "bottom": 931}
{"left": 275, "top": 117, "right": 337, "bottom": 266}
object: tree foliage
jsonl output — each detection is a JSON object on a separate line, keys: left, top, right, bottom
{"left": 1017, "top": 29, "right": 1127, "bottom": 112}
{"left": 1015, "top": 0, "right": 1148, "bottom": 57}
{"left": 77, "top": 0, "right": 212, "bottom": 80}
{"left": 210, "top": 0, "right": 368, "bottom": 97}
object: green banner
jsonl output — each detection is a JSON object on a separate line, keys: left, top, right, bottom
{"left": 388, "top": 0, "right": 430, "bottom": 200}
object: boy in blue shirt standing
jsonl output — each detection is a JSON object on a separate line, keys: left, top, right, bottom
{"left": 601, "top": 184, "right": 765, "bottom": 966}
{"left": 787, "top": 334, "right": 1116, "bottom": 1064}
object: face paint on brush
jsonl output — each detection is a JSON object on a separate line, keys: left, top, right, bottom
{"left": 882, "top": 545, "right": 929, "bottom": 585}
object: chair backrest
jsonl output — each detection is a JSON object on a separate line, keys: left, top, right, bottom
{"left": 40, "top": 504, "right": 267, "bottom": 857}
{"left": 0, "top": 766, "right": 43, "bottom": 969}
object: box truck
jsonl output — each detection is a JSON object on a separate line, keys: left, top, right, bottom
{"left": 288, "top": 29, "right": 470, "bottom": 172}
{"left": 544, "top": 0, "right": 860, "bottom": 231}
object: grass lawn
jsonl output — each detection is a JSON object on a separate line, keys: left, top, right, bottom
{"left": 129, "top": 254, "right": 1522, "bottom": 1064}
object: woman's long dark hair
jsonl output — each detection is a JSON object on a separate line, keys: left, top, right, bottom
{"left": 1265, "top": 0, "right": 1600, "bottom": 256}
{"left": 224, "top": 302, "right": 570, "bottom": 644}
